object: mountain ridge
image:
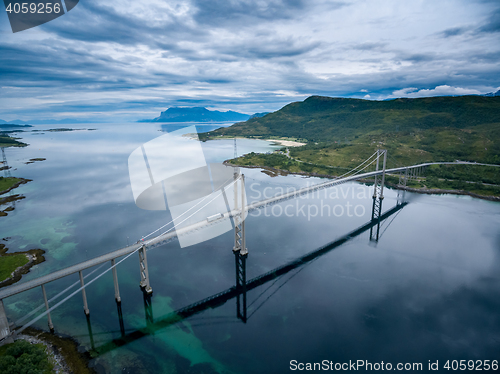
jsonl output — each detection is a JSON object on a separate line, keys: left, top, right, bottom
{"left": 201, "top": 95, "right": 500, "bottom": 143}
{"left": 139, "top": 107, "right": 251, "bottom": 123}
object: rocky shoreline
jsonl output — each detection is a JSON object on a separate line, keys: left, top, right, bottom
{"left": 20, "top": 327, "right": 96, "bottom": 374}
{"left": 225, "top": 161, "right": 500, "bottom": 202}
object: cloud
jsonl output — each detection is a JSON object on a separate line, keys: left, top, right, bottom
{"left": 477, "top": 9, "right": 500, "bottom": 33}
{"left": 0, "top": 0, "right": 499, "bottom": 120}
{"left": 390, "top": 85, "right": 482, "bottom": 98}
{"left": 440, "top": 26, "right": 470, "bottom": 38}
{"left": 192, "top": 0, "right": 306, "bottom": 24}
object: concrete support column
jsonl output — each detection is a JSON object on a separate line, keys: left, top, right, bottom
{"left": 79, "top": 271, "right": 90, "bottom": 315}
{"left": 111, "top": 259, "right": 121, "bottom": 303}
{"left": 41, "top": 284, "right": 54, "bottom": 330}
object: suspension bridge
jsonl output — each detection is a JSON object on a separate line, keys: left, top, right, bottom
{"left": 0, "top": 149, "right": 495, "bottom": 344}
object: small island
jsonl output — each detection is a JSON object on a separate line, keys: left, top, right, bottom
{"left": 0, "top": 134, "right": 27, "bottom": 148}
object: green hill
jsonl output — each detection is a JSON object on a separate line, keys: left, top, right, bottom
{"left": 200, "top": 95, "right": 500, "bottom": 197}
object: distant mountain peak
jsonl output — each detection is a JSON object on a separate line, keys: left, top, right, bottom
{"left": 139, "top": 107, "right": 252, "bottom": 123}
{"left": 483, "top": 89, "right": 500, "bottom": 97}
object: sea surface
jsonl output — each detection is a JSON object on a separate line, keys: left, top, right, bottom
{"left": 1, "top": 122, "right": 499, "bottom": 373}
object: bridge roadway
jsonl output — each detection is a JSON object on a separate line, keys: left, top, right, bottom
{"left": 0, "top": 161, "right": 479, "bottom": 301}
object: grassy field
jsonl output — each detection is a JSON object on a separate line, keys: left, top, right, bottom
{"left": 0, "top": 253, "right": 29, "bottom": 282}
{"left": 0, "top": 177, "right": 22, "bottom": 193}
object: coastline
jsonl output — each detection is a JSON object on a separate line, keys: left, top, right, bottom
{"left": 225, "top": 161, "right": 500, "bottom": 202}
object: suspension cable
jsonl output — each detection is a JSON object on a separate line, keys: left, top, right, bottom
{"left": 140, "top": 174, "right": 235, "bottom": 240}
{"left": 333, "top": 150, "right": 378, "bottom": 180}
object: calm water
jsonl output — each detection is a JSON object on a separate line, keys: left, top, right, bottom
{"left": 1, "top": 123, "right": 499, "bottom": 373}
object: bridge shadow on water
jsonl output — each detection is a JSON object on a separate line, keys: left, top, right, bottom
{"left": 89, "top": 199, "right": 408, "bottom": 356}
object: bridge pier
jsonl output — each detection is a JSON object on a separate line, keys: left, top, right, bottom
{"left": 41, "top": 284, "right": 54, "bottom": 331}
{"left": 116, "top": 301, "right": 125, "bottom": 337}
{"left": 139, "top": 245, "right": 152, "bottom": 294}
{"left": 111, "top": 259, "right": 121, "bottom": 303}
{"left": 143, "top": 291, "right": 154, "bottom": 327}
{"left": 234, "top": 250, "right": 247, "bottom": 323}
{"left": 233, "top": 172, "right": 248, "bottom": 322}
{"left": 370, "top": 149, "right": 387, "bottom": 242}
{"left": 85, "top": 314, "right": 95, "bottom": 351}
{"left": 79, "top": 271, "right": 90, "bottom": 315}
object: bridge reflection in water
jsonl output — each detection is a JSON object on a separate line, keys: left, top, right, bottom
{"left": 90, "top": 200, "right": 407, "bottom": 356}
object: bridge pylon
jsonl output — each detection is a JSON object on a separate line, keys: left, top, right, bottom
{"left": 370, "top": 149, "right": 387, "bottom": 242}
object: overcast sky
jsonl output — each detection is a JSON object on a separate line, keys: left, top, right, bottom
{"left": 0, "top": 0, "right": 499, "bottom": 121}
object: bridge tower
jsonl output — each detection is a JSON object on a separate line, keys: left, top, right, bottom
{"left": 370, "top": 149, "right": 387, "bottom": 242}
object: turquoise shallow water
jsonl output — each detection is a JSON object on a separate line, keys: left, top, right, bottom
{"left": 1, "top": 122, "right": 499, "bottom": 373}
